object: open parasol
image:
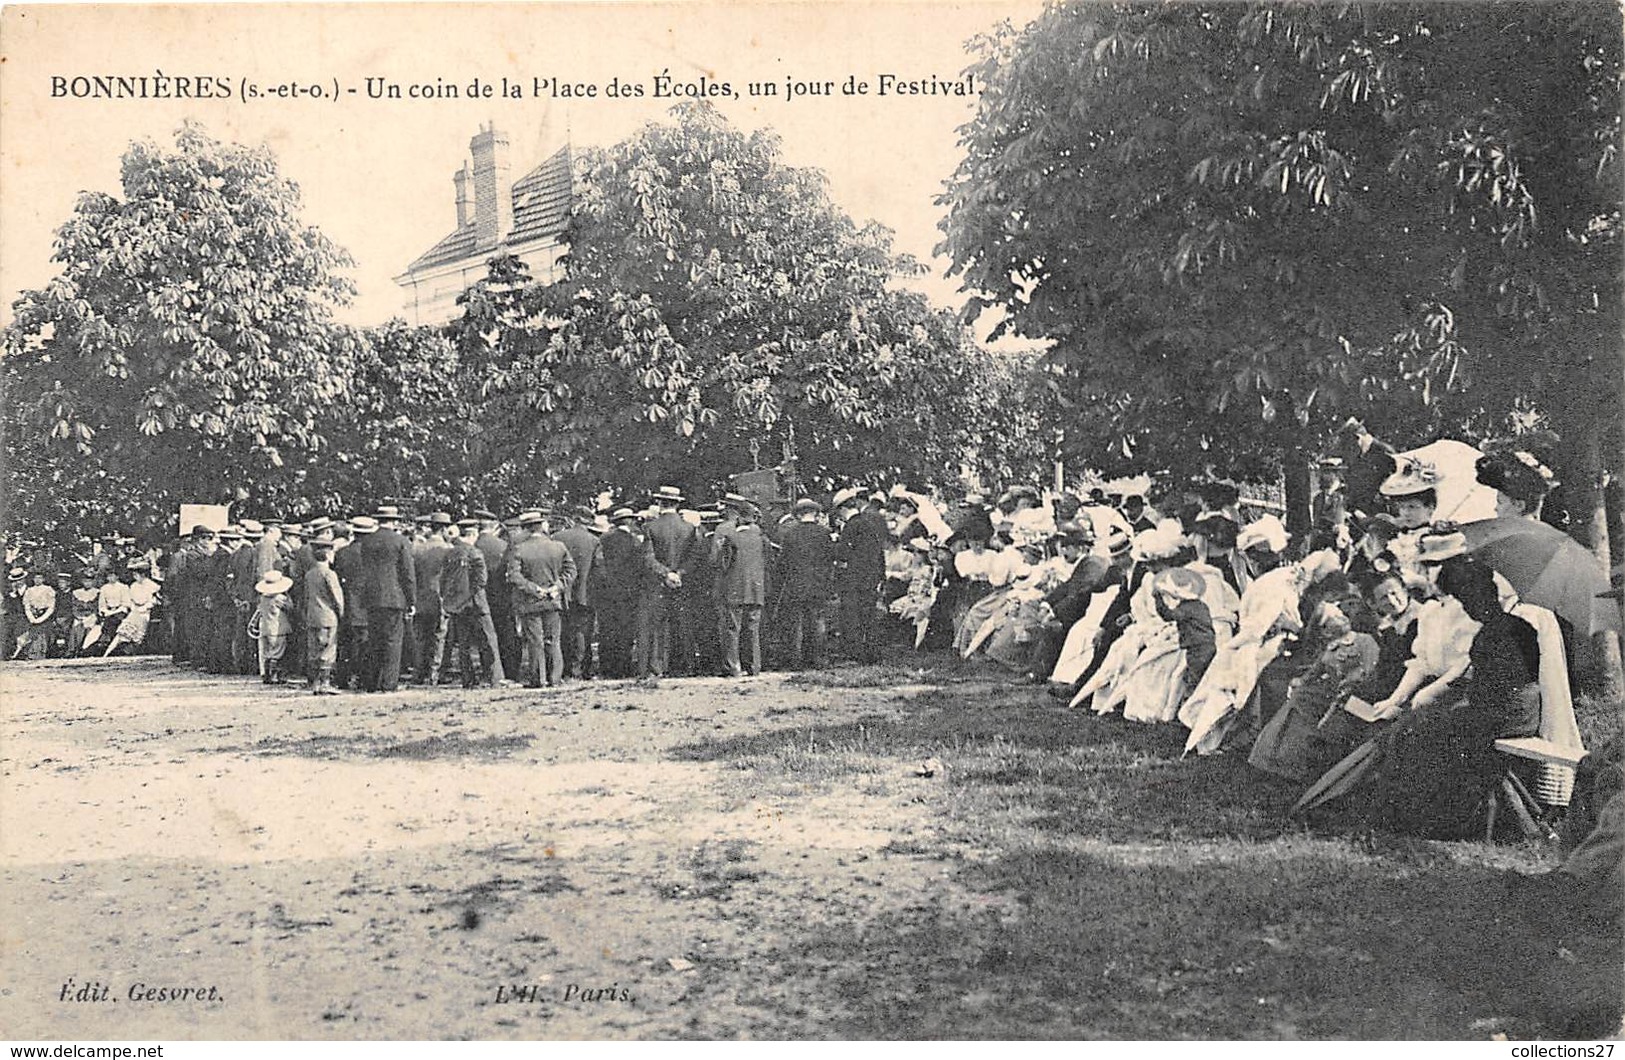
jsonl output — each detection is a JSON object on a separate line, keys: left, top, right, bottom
{"left": 1458, "top": 517, "right": 1621, "bottom": 636}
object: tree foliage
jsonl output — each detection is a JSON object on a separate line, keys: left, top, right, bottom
{"left": 4, "top": 121, "right": 356, "bottom": 532}
{"left": 453, "top": 103, "right": 1042, "bottom": 501}
{"left": 940, "top": 1, "right": 1622, "bottom": 528}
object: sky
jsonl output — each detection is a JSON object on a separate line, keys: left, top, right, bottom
{"left": 0, "top": 2, "right": 1044, "bottom": 331}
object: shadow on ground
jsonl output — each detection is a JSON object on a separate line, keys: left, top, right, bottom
{"left": 666, "top": 657, "right": 1625, "bottom": 1039}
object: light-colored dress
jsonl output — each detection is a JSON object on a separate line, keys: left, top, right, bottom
{"left": 115, "top": 577, "right": 160, "bottom": 645}
{"left": 981, "top": 557, "right": 1073, "bottom": 671}
{"left": 1076, "top": 580, "right": 1170, "bottom": 718}
{"left": 1179, "top": 564, "right": 1305, "bottom": 754}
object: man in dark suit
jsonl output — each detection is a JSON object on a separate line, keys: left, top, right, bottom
{"left": 643, "top": 486, "right": 697, "bottom": 676}
{"left": 506, "top": 509, "right": 578, "bottom": 687}
{"left": 333, "top": 520, "right": 370, "bottom": 689}
{"left": 595, "top": 509, "right": 645, "bottom": 679}
{"left": 686, "top": 506, "right": 724, "bottom": 675}
{"left": 838, "top": 492, "right": 891, "bottom": 663}
{"left": 715, "top": 495, "right": 771, "bottom": 676}
{"left": 356, "top": 506, "right": 416, "bottom": 692}
{"left": 443, "top": 519, "right": 497, "bottom": 688}
{"left": 552, "top": 508, "right": 603, "bottom": 679}
{"left": 412, "top": 513, "right": 453, "bottom": 685}
{"left": 774, "top": 498, "right": 837, "bottom": 670}
{"left": 474, "top": 512, "right": 515, "bottom": 683}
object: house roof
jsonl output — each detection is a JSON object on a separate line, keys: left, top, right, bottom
{"left": 404, "top": 146, "right": 572, "bottom": 275}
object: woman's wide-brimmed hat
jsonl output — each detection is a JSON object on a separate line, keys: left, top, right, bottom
{"left": 1416, "top": 530, "right": 1468, "bottom": 564}
{"left": 1379, "top": 457, "right": 1441, "bottom": 498}
{"left": 1476, "top": 451, "right": 1556, "bottom": 508}
{"left": 255, "top": 570, "right": 294, "bottom": 596}
{"left": 1236, "top": 515, "right": 1290, "bottom": 554}
{"left": 1153, "top": 566, "right": 1206, "bottom": 602}
{"left": 1131, "top": 520, "right": 1187, "bottom": 562}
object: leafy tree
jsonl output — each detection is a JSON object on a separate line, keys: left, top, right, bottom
{"left": 451, "top": 104, "right": 1042, "bottom": 502}
{"left": 3, "top": 121, "right": 357, "bottom": 533}
{"left": 940, "top": 1, "right": 1621, "bottom": 544}
{"left": 297, "top": 320, "right": 472, "bottom": 516}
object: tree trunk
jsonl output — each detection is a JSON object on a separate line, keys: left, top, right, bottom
{"left": 1282, "top": 443, "right": 1314, "bottom": 558}
{"left": 1579, "top": 426, "right": 1624, "bottom": 699}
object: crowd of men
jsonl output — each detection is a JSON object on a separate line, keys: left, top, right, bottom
{"left": 149, "top": 486, "right": 912, "bottom": 694}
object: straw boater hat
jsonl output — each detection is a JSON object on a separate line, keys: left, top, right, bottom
{"left": 255, "top": 570, "right": 294, "bottom": 596}
{"left": 651, "top": 485, "right": 685, "bottom": 505}
{"left": 428, "top": 512, "right": 454, "bottom": 527}
{"left": 304, "top": 516, "right": 334, "bottom": 535}
{"left": 456, "top": 517, "right": 482, "bottom": 529}
{"left": 374, "top": 505, "right": 405, "bottom": 523}
{"left": 238, "top": 519, "right": 264, "bottom": 540}
{"left": 611, "top": 507, "right": 639, "bottom": 524}
{"left": 793, "top": 498, "right": 823, "bottom": 517}
{"left": 350, "top": 516, "right": 378, "bottom": 535}
{"left": 1100, "top": 525, "right": 1134, "bottom": 557}
{"left": 517, "top": 510, "right": 547, "bottom": 528}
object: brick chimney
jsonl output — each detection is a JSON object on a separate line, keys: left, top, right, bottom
{"left": 453, "top": 161, "right": 473, "bottom": 229}
{"left": 469, "top": 122, "right": 513, "bottom": 251}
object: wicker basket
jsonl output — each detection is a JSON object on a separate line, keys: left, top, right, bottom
{"left": 1534, "top": 762, "right": 1577, "bottom": 808}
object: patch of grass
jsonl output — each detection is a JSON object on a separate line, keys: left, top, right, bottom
{"left": 245, "top": 732, "right": 532, "bottom": 761}
{"left": 668, "top": 665, "right": 1623, "bottom": 1039}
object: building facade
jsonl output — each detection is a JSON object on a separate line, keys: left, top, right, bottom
{"left": 394, "top": 122, "right": 571, "bottom": 326}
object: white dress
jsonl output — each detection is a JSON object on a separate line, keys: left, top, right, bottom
{"left": 1179, "top": 564, "right": 1304, "bottom": 754}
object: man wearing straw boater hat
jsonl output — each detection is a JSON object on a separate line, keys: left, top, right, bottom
{"left": 473, "top": 510, "right": 515, "bottom": 683}
{"left": 411, "top": 512, "right": 454, "bottom": 686}
{"left": 553, "top": 507, "right": 605, "bottom": 680}
{"left": 507, "top": 507, "right": 577, "bottom": 688}
{"left": 356, "top": 505, "right": 416, "bottom": 693}
{"left": 596, "top": 507, "right": 648, "bottom": 679}
{"left": 334, "top": 517, "right": 373, "bottom": 690}
{"left": 644, "top": 485, "right": 698, "bottom": 676}
{"left": 715, "top": 493, "right": 771, "bottom": 677}
{"left": 443, "top": 517, "right": 499, "bottom": 688}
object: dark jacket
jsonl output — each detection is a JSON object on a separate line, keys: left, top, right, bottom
{"left": 839, "top": 510, "right": 891, "bottom": 585}
{"left": 440, "top": 540, "right": 489, "bottom": 616}
{"left": 355, "top": 527, "right": 417, "bottom": 612}
{"left": 715, "top": 523, "right": 770, "bottom": 606}
{"left": 646, "top": 512, "right": 697, "bottom": 572}
{"left": 474, "top": 532, "right": 510, "bottom": 608}
{"left": 776, "top": 521, "right": 837, "bottom": 603}
{"left": 506, "top": 534, "right": 578, "bottom": 614}
{"left": 332, "top": 543, "right": 369, "bottom": 627}
{"left": 412, "top": 538, "right": 451, "bottom": 613}
{"left": 1045, "top": 555, "right": 1125, "bottom": 627}
{"left": 552, "top": 526, "right": 601, "bottom": 608}
{"left": 303, "top": 564, "right": 344, "bottom": 628}
{"left": 599, "top": 526, "right": 669, "bottom": 599}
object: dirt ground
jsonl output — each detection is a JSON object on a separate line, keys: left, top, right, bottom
{"left": 1, "top": 657, "right": 1011, "bottom": 1040}
{"left": 2, "top": 655, "right": 1619, "bottom": 1041}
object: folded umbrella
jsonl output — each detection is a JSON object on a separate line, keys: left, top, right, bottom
{"left": 1291, "top": 738, "right": 1382, "bottom": 816}
{"left": 1458, "top": 517, "right": 1620, "bottom": 636}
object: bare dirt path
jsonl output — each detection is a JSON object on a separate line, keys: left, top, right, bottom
{"left": 1, "top": 657, "right": 990, "bottom": 1039}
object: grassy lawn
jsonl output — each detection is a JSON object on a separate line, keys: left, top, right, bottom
{"left": 671, "top": 654, "right": 1624, "bottom": 1040}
